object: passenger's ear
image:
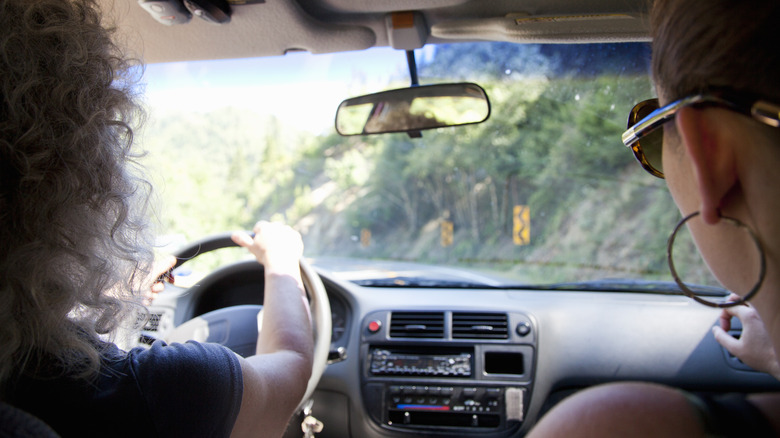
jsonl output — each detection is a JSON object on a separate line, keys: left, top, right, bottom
{"left": 675, "top": 106, "right": 738, "bottom": 224}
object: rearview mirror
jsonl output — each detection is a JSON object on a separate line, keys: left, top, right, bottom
{"left": 335, "top": 83, "right": 490, "bottom": 136}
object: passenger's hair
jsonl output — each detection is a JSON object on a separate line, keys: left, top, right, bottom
{"left": 651, "top": 0, "right": 780, "bottom": 102}
{"left": 0, "top": 0, "right": 153, "bottom": 389}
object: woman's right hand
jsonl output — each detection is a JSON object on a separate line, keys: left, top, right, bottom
{"left": 712, "top": 294, "right": 780, "bottom": 380}
{"left": 230, "top": 221, "right": 303, "bottom": 275}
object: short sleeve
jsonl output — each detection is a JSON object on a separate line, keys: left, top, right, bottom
{"left": 127, "top": 341, "right": 243, "bottom": 437}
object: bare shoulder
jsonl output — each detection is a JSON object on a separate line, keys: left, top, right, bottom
{"left": 527, "top": 382, "right": 704, "bottom": 438}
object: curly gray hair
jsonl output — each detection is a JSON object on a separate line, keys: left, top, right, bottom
{"left": 0, "top": 0, "right": 154, "bottom": 389}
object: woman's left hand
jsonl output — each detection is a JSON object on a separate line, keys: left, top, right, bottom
{"left": 143, "top": 255, "right": 177, "bottom": 305}
{"left": 712, "top": 294, "right": 780, "bottom": 380}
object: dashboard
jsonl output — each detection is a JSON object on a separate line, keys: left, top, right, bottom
{"left": 141, "top": 259, "right": 780, "bottom": 437}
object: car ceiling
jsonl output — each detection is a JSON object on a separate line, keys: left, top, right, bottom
{"left": 102, "top": 0, "right": 650, "bottom": 64}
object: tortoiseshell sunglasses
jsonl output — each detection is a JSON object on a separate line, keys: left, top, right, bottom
{"left": 622, "top": 89, "right": 780, "bottom": 179}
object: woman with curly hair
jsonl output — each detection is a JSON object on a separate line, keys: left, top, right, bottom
{"left": 0, "top": 0, "right": 313, "bottom": 436}
{"left": 529, "top": 0, "right": 780, "bottom": 437}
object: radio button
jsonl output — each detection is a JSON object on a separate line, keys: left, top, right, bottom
{"left": 485, "top": 388, "right": 501, "bottom": 397}
{"left": 463, "top": 388, "right": 478, "bottom": 397}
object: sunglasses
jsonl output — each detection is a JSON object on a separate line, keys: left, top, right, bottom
{"left": 622, "top": 89, "right": 780, "bottom": 179}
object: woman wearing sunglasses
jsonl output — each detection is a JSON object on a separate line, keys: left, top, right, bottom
{"left": 529, "top": 0, "right": 780, "bottom": 436}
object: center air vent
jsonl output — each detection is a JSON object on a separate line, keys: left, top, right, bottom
{"left": 390, "top": 312, "right": 445, "bottom": 338}
{"left": 452, "top": 312, "right": 509, "bottom": 340}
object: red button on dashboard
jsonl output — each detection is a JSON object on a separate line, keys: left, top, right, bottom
{"left": 368, "top": 320, "right": 382, "bottom": 333}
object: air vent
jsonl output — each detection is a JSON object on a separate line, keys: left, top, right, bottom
{"left": 452, "top": 312, "right": 509, "bottom": 340}
{"left": 390, "top": 312, "right": 445, "bottom": 338}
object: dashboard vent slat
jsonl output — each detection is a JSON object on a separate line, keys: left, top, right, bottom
{"left": 452, "top": 312, "right": 509, "bottom": 339}
{"left": 390, "top": 312, "right": 445, "bottom": 338}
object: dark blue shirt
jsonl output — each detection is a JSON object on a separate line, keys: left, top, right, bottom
{"left": 8, "top": 340, "right": 243, "bottom": 437}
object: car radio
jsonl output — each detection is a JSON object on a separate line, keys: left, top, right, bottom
{"left": 369, "top": 348, "right": 472, "bottom": 377}
{"left": 363, "top": 347, "right": 529, "bottom": 432}
{"left": 361, "top": 311, "right": 536, "bottom": 434}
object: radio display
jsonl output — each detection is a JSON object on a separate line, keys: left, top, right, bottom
{"left": 370, "top": 348, "right": 472, "bottom": 377}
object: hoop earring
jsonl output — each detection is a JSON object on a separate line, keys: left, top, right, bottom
{"left": 667, "top": 211, "right": 765, "bottom": 308}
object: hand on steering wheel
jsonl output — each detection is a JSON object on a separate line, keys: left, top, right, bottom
{"left": 164, "top": 225, "right": 331, "bottom": 413}
{"left": 231, "top": 221, "right": 303, "bottom": 273}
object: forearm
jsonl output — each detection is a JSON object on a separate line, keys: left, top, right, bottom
{"left": 256, "top": 268, "right": 313, "bottom": 362}
{"left": 229, "top": 222, "right": 314, "bottom": 437}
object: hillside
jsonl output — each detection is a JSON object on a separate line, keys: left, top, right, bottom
{"left": 137, "top": 42, "right": 718, "bottom": 287}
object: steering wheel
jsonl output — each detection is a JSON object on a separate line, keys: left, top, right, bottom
{"left": 162, "top": 233, "right": 331, "bottom": 410}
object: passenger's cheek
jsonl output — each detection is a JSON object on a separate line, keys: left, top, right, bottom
{"left": 686, "top": 218, "right": 760, "bottom": 296}
{"left": 662, "top": 131, "right": 698, "bottom": 216}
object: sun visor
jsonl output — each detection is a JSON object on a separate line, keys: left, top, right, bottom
{"left": 431, "top": 13, "right": 650, "bottom": 44}
{"left": 108, "top": 0, "right": 377, "bottom": 63}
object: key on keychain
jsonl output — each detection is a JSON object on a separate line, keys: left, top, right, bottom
{"left": 301, "top": 415, "right": 323, "bottom": 438}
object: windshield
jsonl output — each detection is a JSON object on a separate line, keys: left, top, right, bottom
{"left": 139, "top": 42, "right": 719, "bottom": 289}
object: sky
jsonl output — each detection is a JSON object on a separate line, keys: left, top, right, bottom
{"left": 140, "top": 47, "right": 433, "bottom": 133}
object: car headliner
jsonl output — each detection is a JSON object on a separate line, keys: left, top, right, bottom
{"left": 101, "top": 0, "right": 650, "bottom": 64}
